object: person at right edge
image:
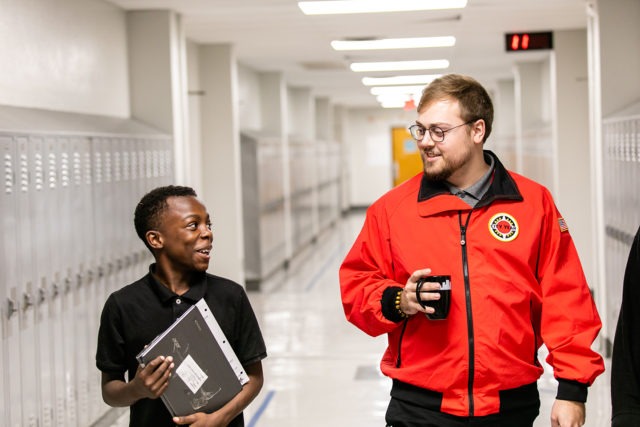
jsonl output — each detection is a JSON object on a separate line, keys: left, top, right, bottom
{"left": 339, "top": 74, "right": 605, "bottom": 427}
{"left": 611, "top": 224, "right": 640, "bottom": 426}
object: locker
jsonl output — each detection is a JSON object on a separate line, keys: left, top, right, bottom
{"left": 29, "top": 136, "right": 55, "bottom": 427}
{"left": 55, "top": 137, "right": 79, "bottom": 426}
{"left": 14, "top": 136, "right": 39, "bottom": 427}
{"left": 68, "top": 136, "right": 92, "bottom": 426}
{"left": 0, "top": 135, "right": 17, "bottom": 426}
{"left": 89, "top": 136, "right": 108, "bottom": 419}
{"left": 43, "top": 137, "right": 68, "bottom": 427}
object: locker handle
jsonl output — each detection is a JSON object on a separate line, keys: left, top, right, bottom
{"left": 23, "top": 292, "right": 33, "bottom": 310}
{"left": 52, "top": 283, "right": 59, "bottom": 299}
{"left": 6, "top": 298, "right": 18, "bottom": 319}
{"left": 38, "top": 288, "right": 47, "bottom": 305}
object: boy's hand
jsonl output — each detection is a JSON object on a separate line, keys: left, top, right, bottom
{"left": 173, "top": 411, "right": 228, "bottom": 426}
{"left": 132, "top": 355, "right": 174, "bottom": 399}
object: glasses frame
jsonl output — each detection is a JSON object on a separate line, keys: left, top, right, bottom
{"left": 408, "top": 120, "right": 476, "bottom": 143}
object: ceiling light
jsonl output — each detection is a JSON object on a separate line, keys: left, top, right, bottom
{"left": 377, "top": 94, "right": 419, "bottom": 109}
{"left": 298, "top": 0, "right": 467, "bottom": 15}
{"left": 362, "top": 74, "right": 441, "bottom": 86}
{"left": 370, "top": 85, "right": 424, "bottom": 96}
{"left": 350, "top": 59, "right": 449, "bottom": 72}
{"left": 331, "top": 36, "right": 455, "bottom": 51}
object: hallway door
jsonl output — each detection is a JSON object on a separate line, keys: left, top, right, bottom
{"left": 392, "top": 126, "right": 422, "bottom": 186}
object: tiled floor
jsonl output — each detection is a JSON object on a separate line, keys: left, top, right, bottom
{"left": 109, "top": 212, "right": 612, "bottom": 426}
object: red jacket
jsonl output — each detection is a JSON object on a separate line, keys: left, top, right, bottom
{"left": 339, "top": 151, "right": 604, "bottom": 417}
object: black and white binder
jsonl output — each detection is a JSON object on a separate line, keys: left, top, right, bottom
{"left": 136, "top": 299, "right": 249, "bottom": 417}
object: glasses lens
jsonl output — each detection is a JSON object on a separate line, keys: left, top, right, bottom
{"left": 409, "top": 125, "right": 425, "bottom": 140}
{"left": 430, "top": 126, "right": 445, "bottom": 142}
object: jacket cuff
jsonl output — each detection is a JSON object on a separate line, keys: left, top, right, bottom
{"left": 556, "top": 378, "right": 588, "bottom": 403}
{"left": 381, "top": 286, "right": 407, "bottom": 323}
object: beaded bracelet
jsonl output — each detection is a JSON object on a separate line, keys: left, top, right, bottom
{"left": 395, "top": 289, "right": 408, "bottom": 318}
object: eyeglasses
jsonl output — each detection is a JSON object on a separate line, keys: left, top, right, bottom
{"left": 408, "top": 120, "right": 475, "bottom": 143}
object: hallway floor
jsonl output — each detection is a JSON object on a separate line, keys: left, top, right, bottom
{"left": 109, "top": 212, "right": 612, "bottom": 426}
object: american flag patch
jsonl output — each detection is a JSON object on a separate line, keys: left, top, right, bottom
{"left": 558, "top": 217, "right": 569, "bottom": 232}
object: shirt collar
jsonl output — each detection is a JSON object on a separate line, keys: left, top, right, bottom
{"left": 445, "top": 152, "right": 495, "bottom": 202}
{"left": 146, "top": 263, "right": 207, "bottom": 304}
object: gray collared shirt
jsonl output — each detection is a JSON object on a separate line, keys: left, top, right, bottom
{"left": 445, "top": 154, "right": 495, "bottom": 207}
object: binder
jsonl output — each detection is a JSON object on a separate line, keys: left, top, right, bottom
{"left": 136, "top": 299, "right": 249, "bottom": 417}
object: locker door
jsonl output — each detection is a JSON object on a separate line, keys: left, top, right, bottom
{"left": 56, "top": 137, "right": 79, "bottom": 426}
{"left": 121, "top": 138, "right": 135, "bottom": 285}
{"left": 0, "top": 135, "right": 16, "bottom": 426}
{"left": 89, "top": 136, "right": 110, "bottom": 419}
{"left": 15, "top": 136, "right": 39, "bottom": 427}
{"left": 69, "top": 136, "right": 91, "bottom": 426}
{"left": 42, "top": 136, "right": 68, "bottom": 427}
{"left": 130, "top": 140, "right": 146, "bottom": 279}
{"left": 29, "top": 136, "right": 55, "bottom": 427}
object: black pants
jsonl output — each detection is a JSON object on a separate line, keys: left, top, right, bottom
{"left": 385, "top": 397, "right": 539, "bottom": 427}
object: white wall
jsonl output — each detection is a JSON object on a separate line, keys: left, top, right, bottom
{"left": 345, "top": 107, "right": 415, "bottom": 207}
{"left": 0, "top": 0, "right": 129, "bottom": 117}
{"left": 238, "top": 64, "right": 263, "bottom": 132}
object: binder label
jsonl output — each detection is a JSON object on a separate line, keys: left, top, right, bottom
{"left": 176, "top": 354, "right": 208, "bottom": 394}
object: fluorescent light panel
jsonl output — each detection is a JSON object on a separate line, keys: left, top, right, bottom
{"left": 331, "top": 36, "right": 455, "bottom": 51}
{"left": 371, "top": 85, "right": 424, "bottom": 96}
{"left": 362, "top": 74, "right": 441, "bottom": 86}
{"left": 298, "top": 0, "right": 467, "bottom": 15}
{"left": 351, "top": 59, "right": 449, "bottom": 72}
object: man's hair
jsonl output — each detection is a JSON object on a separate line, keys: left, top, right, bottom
{"left": 134, "top": 185, "right": 198, "bottom": 251}
{"left": 417, "top": 74, "right": 494, "bottom": 143}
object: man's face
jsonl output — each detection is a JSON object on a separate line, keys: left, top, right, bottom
{"left": 155, "top": 196, "right": 212, "bottom": 273}
{"left": 415, "top": 97, "right": 476, "bottom": 183}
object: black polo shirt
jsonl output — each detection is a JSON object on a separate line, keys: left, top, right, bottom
{"left": 96, "top": 265, "right": 267, "bottom": 427}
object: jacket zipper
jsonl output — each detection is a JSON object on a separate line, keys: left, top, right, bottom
{"left": 459, "top": 211, "right": 475, "bottom": 416}
{"left": 395, "top": 318, "right": 409, "bottom": 367}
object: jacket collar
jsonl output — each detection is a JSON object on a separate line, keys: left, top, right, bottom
{"left": 417, "top": 150, "right": 523, "bottom": 216}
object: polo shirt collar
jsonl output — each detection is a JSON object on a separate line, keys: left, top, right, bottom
{"left": 146, "top": 263, "right": 207, "bottom": 304}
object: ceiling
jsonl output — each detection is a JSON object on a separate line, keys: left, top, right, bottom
{"left": 106, "top": 0, "right": 589, "bottom": 108}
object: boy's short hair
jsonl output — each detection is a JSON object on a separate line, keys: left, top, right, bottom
{"left": 134, "top": 185, "right": 198, "bottom": 251}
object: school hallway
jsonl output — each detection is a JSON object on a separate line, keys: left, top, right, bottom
{"left": 101, "top": 211, "right": 613, "bottom": 427}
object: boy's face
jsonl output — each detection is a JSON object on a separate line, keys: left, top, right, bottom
{"left": 155, "top": 196, "right": 213, "bottom": 273}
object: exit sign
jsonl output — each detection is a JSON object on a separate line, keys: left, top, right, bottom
{"left": 505, "top": 32, "right": 553, "bottom": 52}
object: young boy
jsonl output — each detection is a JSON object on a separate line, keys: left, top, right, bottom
{"left": 96, "top": 185, "right": 267, "bottom": 427}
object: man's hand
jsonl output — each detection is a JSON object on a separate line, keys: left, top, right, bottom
{"left": 131, "top": 355, "right": 174, "bottom": 400}
{"left": 400, "top": 268, "right": 440, "bottom": 316}
{"left": 551, "top": 399, "right": 585, "bottom": 427}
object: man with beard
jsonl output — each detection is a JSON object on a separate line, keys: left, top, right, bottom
{"left": 339, "top": 74, "right": 604, "bottom": 427}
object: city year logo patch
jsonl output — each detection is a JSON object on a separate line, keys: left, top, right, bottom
{"left": 488, "top": 213, "right": 519, "bottom": 242}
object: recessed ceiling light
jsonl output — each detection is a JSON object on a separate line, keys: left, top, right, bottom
{"left": 362, "top": 74, "right": 442, "bottom": 86}
{"left": 350, "top": 60, "right": 450, "bottom": 72}
{"left": 331, "top": 36, "right": 455, "bottom": 51}
{"left": 298, "top": 0, "right": 467, "bottom": 15}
